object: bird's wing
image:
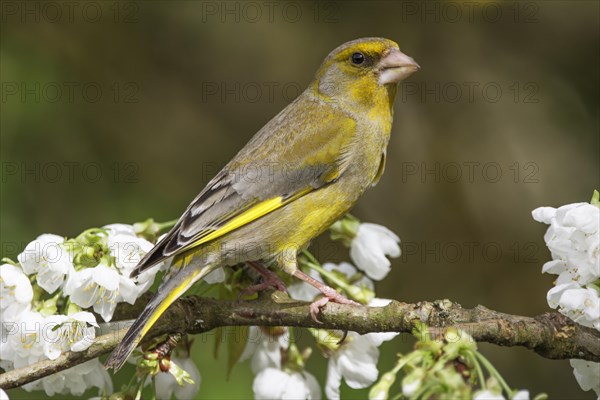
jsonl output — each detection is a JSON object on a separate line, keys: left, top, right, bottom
{"left": 131, "top": 100, "right": 357, "bottom": 277}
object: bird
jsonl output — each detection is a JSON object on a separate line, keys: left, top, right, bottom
{"left": 105, "top": 37, "right": 419, "bottom": 371}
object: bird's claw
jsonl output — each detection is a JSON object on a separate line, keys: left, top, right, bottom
{"left": 308, "top": 289, "right": 360, "bottom": 323}
{"left": 240, "top": 262, "right": 288, "bottom": 299}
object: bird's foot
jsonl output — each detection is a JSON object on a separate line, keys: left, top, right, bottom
{"left": 240, "top": 261, "right": 288, "bottom": 298}
{"left": 292, "top": 269, "right": 360, "bottom": 323}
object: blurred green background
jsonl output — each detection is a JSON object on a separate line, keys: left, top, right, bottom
{"left": 1, "top": 0, "right": 598, "bottom": 399}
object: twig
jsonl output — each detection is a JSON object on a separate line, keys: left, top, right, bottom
{"left": 1, "top": 292, "right": 598, "bottom": 390}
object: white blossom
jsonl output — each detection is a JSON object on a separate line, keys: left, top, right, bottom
{"left": 103, "top": 223, "right": 137, "bottom": 237}
{"left": 42, "top": 311, "right": 98, "bottom": 360}
{"left": 240, "top": 326, "right": 289, "bottom": 373}
{"left": 401, "top": 369, "right": 423, "bottom": 397}
{"left": 63, "top": 263, "right": 122, "bottom": 322}
{"left": 473, "top": 390, "right": 506, "bottom": 400}
{"left": 64, "top": 225, "right": 162, "bottom": 322}
{"left": 17, "top": 234, "right": 72, "bottom": 294}
{"left": 533, "top": 203, "right": 599, "bottom": 286}
{"left": 551, "top": 286, "right": 600, "bottom": 331}
{"left": 154, "top": 356, "right": 201, "bottom": 400}
{"left": 253, "top": 367, "right": 321, "bottom": 400}
{"left": 512, "top": 390, "right": 530, "bottom": 400}
{"left": 107, "top": 231, "right": 161, "bottom": 295}
{"left": 241, "top": 328, "right": 318, "bottom": 399}
{"left": 0, "top": 388, "right": 7, "bottom": 400}
{"left": 325, "top": 298, "right": 397, "bottom": 399}
{"left": 0, "top": 309, "right": 112, "bottom": 397}
{"left": 533, "top": 201, "right": 600, "bottom": 332}
{"left": 0, "top": 310, "right": 46, "bottom": 369}
{"left": 0, "top": 263, "right": 33, "bottom": 325}
{"left": 350, "top": 223, "right": 400, "bottom": 280}
{"left": 27, "top": 358, "right": 113, "bottom": 397}
{"left": 570, "top": 359, "right": 600, "bottom": 397}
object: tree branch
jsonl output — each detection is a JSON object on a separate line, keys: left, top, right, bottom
{"left": 1, "top": 292, "right": 598, "bottom": 390}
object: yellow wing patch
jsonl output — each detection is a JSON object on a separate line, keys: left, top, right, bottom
{"left": 179, "top": 188, "right": 313, "bottom": 253}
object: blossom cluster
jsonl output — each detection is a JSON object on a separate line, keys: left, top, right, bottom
{"left": 233, "top": 219, "right": 403, "bottom": 400}
{"left": 0, "top": 218, "right": 402, "bottom": 400}
{"left": 3, "top": 205, "right": 592, "bottom": 399}
{"left": 0, "top": 223, "right": 163, "bottom": 397}
{"left": 240, "top": 298, "right": 398, "bottom": 400}
{"left": 100, "top": 218, "right": 402, "bottom": 400}
{"left": 532, "top": 191, "right": 600, "bottom": 397}
{"left": 367, "top": 324, "right": 534, "bottom": 400}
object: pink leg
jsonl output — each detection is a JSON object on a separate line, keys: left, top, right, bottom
{"left": 291, "top": 269, "right": 360, "bottom": 323}
{"left": 240, "top": 261, "right": 288, "bottom": 298}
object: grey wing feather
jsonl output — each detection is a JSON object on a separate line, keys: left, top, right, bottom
{"left": 130, "top": 96, "right": 356, "bottom": 278}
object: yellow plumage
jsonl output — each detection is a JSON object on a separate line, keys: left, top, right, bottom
{"left": 105, "top": 37, "right": 419, "bottom": 371}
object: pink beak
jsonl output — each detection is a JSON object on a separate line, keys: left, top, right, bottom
{"left": 378, "top": 48, "right": 420, "bottom": 85}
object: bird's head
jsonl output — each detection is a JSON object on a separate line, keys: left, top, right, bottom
{"left": 312, "top": 37, "right": 419, "bottom": 110}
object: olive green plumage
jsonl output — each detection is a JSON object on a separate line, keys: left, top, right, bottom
{"left": 105, "top": 37, "right": 419, "bottom": 371}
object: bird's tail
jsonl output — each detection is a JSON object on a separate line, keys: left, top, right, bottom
{"left": 104, "top": 260, "right": 216, "bottom": 371}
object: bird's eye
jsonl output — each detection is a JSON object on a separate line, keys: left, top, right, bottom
{"left": 351, "top": 52, "right": 365, "bottom": 65}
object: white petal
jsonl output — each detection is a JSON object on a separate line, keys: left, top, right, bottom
{"left": 239, "top": 326, "right": 260, "bottom": 362}
{"left": 18, "top": 234, "right": 65, "bottom": 275}
{"left": 70, "top": 311, "right": 99, "bottom": 327}
{"left": 288, "top": 283, "right": 319, "bottom": 302}
{"left": 253, "top": 368, "right": 289, "bottom": 399}
{"left": 547, "top": 282, "right": 578, "bottom": 309}
{"left": 71, "top": 331, "right": 95, "bottom": 352}
{"left": 174, "top": 357, "right": 201, "bottom": 400}
{"left": 368, "top": 298, "right": 392, "bottom": 307}
{"left": 103, "top": 224, "right": 136, "bottom": 236}
{"left": 570, "top": 359, "right": 600, "bottom": 396}
{"left": 360, "top": 223, "right": 400, "bottom": 242}
{"left": 203, "top": 268, "right": 225, "bottom": 284}
{"left": 65, "top": 269, "right": 97, "bottom": 309}
{"left": 303, "top": 371, "right": 322, "bottom": 400}
{"left": 563, "top": 205, "right": 599, "bottom": 234}
{"left": 92, "top": 265, "right": 120, "bottom": 291}
{"left": 473, "top": 390, "right": 506, "bottom": 400}
{"left": 350, "top": 241, "right": 391, "bottom": 281}
{"left": 118, "top": 276, "right": 140, "bottom": 305}
{"left": 531, "top": 207, "right": 556, "bottom": 224}
{"left": 250, "top": 335, "right": 283, "bottom": 373}
{"left": 512, "top": 390, "right": 530, "bottom": 400}
{"left": 336, "top": 342, "right": 379, "bottom": 389}
{"left": 325, "top": 358, "right": 342, "bottom": 400}
{"left": 541, "top": 260, "right": 567, "bottom": 275}
{"left": 93, "top": 296, "right": 118, "bottom": 323}
{"left": 282, "top": 371, "right": 321, "bottom": 400}
{"left": 559, "top": 288, "right": 589, "bottom": 311}
{"left": 1, "top": 264, "right": 34, "bottom": 304}
{"left": 154, "top": 369, "right": 176, "bottom": 400}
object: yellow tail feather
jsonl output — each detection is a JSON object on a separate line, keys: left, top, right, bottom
{"left": 104, "top": 263, "right": 208, "bottom": 371}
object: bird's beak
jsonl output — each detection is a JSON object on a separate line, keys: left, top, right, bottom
{"left": 378, "top": 48, "right": 420, "bottom": 85}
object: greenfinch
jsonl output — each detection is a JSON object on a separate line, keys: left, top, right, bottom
{"left": 105, "top": 37, "right": 419, "bottom": 371}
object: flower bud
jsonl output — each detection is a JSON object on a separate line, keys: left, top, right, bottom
{"left": 329, "top": 216, "right": 360, "bottom": 246}
{"left": 369, "top": 371, "right": 397, "bottom": 400}
{"left": 401, "top": 368, "right": 424, "bottom": 397}
{"left": 134, "top": 218, "right": 161, "bottom": 242}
